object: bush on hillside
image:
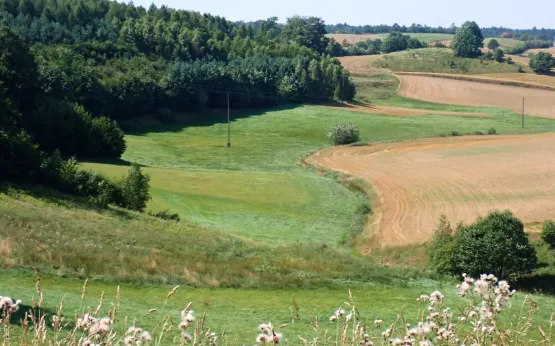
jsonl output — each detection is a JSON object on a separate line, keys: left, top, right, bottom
{"left": 448, "top": 211, "right": 538, "bottom": 279}
{"left": 120, "top": 163, "right": 151, "bottom": 212}
{"left": 541, "top": 220, "right": 555, "bottom": 247}
{"left": 328, "top": 123, "right": 360, "bottom": 145}
{"left": 529, "top": 52, "right": 554, "bottom": 74}
{"left": 487, "top": 39, "right": 500, "bottom": 50}
{"left": 148, "top": 209, "right": 181, "bottom": 222}
{"left": 488, "top": 127, "right": 497, "bottom": 135}
{"left": 494, "top": 49, "right": 505, "bottom": 62}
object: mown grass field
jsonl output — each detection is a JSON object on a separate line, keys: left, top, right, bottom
{"left": 78, "top": 101, "right": 555, "bottom": 246}
{"left": 371, "top": 48, "right": 522, "bottom": 74}
{"left": 484, "top": 37, "right": 522, "bottom": 49}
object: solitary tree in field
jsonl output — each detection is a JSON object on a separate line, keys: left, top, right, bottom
{"left": 529, "top": 52, "right": 554, "bottom": 73}
{"left": 487, "top": 38, "right": 500, "bottom": 50}
{"left": 452, "top": 21, "right": 484, "bottom": 58}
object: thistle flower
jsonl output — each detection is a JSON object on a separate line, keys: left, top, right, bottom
{"left": 374, "top": 319, "right": 383, "bottom": 328}
{"left": 273, "top": 333, "right": 283, "bottom": 344}
{"left": 329, "top": 315, "right": 337, "bottom": 322}
{"left": 256, "top": 334, "right": 268, "bottom": 343}
{"left": 123, "top": 335, "right": 136, "bottom": 345}
{"left": 345, "top": 313, "right": 352, "bottom": 322}
{"left": 182, "top": 333, "right": 192, "bottom": 343}
{"left": 179, "top": 321, "right": 190, "bottom": 330}
{"left": 140, "top": 331, "right": 153, "bottom": 342}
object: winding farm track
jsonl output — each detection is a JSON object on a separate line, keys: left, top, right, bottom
{"left": 398, "top": 74, "right": 555, "bottom": 118}
{"left": 310, "top": 134, "right": 555, "bottom": 249}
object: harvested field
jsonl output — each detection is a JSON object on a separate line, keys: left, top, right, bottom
{"left": 338, "top": 55, "right": 384, "bottom": 73}
{"left": 477, "top": 73, "right": 555, "bottom": 88}
{"left": 327, "top": 33, "right": 380, "bottom": 45}
{"left": 430, "top": 39, "right": 452, "bottom": 47}
{"left": 398, "top": 74, "right": 555, "bottom": 118}
{"left": 525, "top": 47, "right": 555, "bottom": 55}
{"left": 311, "top": 134, "right": 555, "bottom": 249}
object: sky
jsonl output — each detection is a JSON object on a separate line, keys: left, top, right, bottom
{"left": 132, "top": 0, "right": 555, "bottom": 29}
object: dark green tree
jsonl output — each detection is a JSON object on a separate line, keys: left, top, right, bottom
{"left": 381, "top": 32, "right": 408, "bottom": 53}
{"left": 541, "top": 220, "right": 555, "bottom": 247}
{"left": 529, "top": 52, "right": 554, "bottom": 73}
{"left": 487, "top": 38, "right": 500, "bottom": 50}
{"left": 452, "top": 21, "right": 484, "bottom": 57}
{"left": 493, "top": 48, "right": 505, "bottom": 62}
{"left": 282, "top": 16, "right": 328, "bottom": 54}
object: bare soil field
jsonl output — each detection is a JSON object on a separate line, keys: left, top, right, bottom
{"left": 337, "top": 55, "right": 383, "bottom": 72}
{"left": 398, "top": 74, "right": 555, "bottom": 118}
{"left": 311, "top": 134, "right": 555, "bottom": 249}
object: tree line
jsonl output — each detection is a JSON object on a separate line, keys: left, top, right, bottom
{"left": 339, "top": 32, "right": 427, "bottom": 56}
{"left": 326, "top": 22, "right": 555, "bottom": 43}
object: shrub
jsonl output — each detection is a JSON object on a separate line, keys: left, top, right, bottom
{"left": 483, "top": 51, "right": 494, "bottom": 60}
{"left": 328, "top": 123, "right": 360, "bottom": 145}
{"left": 450, "top": 131, "right": 461, "bottom": 136}
{"left": 427, "top": 215, "right": 456, "bottom": 274}
{"left": 91, "top": 116, "right": 126, "bottom": 158}
{"left": 494, "top": 49, "right": 505, "bottom": 63}
{"left": 120, "top": 163, "right": 151, "bottom": 212}
{"left": 148, "top": 209, "right": 181, "bottom": 222}
{"left": 488, "top": 127, "right": 497, "bottom": 135}
{"left": 541, "top": 220, "right": 555, "bottom": 247}
{"left": 450, "top": 211, "right": 538, "bottom": 279}
{"left": 474, "top": 131, "right": 484, "bottom": 135}
{"left": 0, "top": 130, "right": 42, "bottom": 182}
{"left": 506, "top": 57, "right": 514, "bottom": 65}
{"left": 529, "top": 52, "right": 554, "bottom": 74}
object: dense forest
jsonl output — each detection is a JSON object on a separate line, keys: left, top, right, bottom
{"left": 326, "top": 23, "right": 555, "bottom": 41}
{"left": 0, "top": 0, "right": 355, "bottom": 203}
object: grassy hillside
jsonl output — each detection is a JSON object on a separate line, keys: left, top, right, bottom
{"left": 0, "top": 187, "right": 417, "bottom": 286}
{"left": 371, "top": 48, "right": 522, "bottom": 74}
{"left": 79, "top": 104, "right": 555, "bottom": 247}
{"left": 2, "top": 191, "right": 555, "bottom": 343}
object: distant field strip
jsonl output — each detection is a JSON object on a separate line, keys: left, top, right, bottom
{"left": 396, "top": 72, "right": 555, "bottom": 91}
{"left": 311, "top": 134, "right": 555, "bottom": 249}
{"left": 397, "top": 74, "right": 555, "bottom": 118}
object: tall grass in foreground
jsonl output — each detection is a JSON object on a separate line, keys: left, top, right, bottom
{"left": 1, "top": 272, "right": 553, "bottom": 345}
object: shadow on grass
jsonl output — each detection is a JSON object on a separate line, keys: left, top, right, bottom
{"left": 8, "top": 304, "right": 72, "bottom": 330}
{"left": 121, "top": 104, "right": 304, "bottom": 135}
{"left": 513, "top": 274, "right": 555, "bottom": 296}
{"left": 0, "top": 183, "right": 134, "bottom": 220}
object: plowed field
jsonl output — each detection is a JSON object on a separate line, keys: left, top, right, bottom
{"left": 311, "top": 134, "right": 555, "bottom": 249}
{"left": 398, "top": 75, "right": 555, "bottom": 118}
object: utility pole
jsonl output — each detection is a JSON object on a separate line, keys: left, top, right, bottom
{"left": 227, "top": 90, "right": 231, "bottom": 147}
{"left": 522, "top": 96, "right": 525, "bottom": 129}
